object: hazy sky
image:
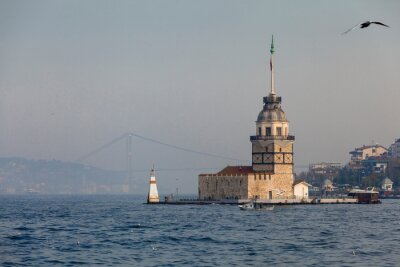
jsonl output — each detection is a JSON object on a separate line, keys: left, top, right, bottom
{"left": 1, "top": 0, "right": 399, "bottom": 193}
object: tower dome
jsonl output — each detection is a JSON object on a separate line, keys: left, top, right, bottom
{"left": 257, "top": 100, "right": 288, "bottom": 122}
{"left": 254, "top": 94, "right": 290, "bottom": 137}
{"left": 250, "top": 36, "right": 293, "bottom": 139}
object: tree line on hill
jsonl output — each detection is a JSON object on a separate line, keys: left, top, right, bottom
{"left": 0, "top": 157, "right": 146, "bottom": 194}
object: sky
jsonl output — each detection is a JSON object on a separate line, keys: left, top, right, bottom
{"left": 0, "top": 0, "right": 399, "bottom": 193}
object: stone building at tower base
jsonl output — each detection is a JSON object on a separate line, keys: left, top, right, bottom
{"left": 198, "top": 166, "right": 294, "bottom": 200}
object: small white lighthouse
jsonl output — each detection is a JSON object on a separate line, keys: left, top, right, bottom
{"left": 147, "top": 169, "right": 160, "bottom": 204}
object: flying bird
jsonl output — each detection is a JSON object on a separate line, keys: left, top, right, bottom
{"left": 341, "top": 21, "right": 390, "bottom": 35}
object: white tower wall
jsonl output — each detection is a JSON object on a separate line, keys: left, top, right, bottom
{"left": 148, "top": 170, "right": 159, "bottom": 203}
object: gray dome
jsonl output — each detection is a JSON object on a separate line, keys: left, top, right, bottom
{"left": 322, "top": 179, "right": 333, "bottom": 187}
{"left": 382, "top": 177, "right": 393, "bottom": 185}
{"left": 257, "top": 106, "right": 288, "bottom": 122}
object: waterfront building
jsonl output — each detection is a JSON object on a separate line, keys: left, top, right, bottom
{"left": 361, "top": 156, "right": 387, "bottom": 174}
{"left": 388, "top": 138, "right": 400, "bottom": 160}
{"left": 321, "top": 179, "right": 334, "bottom": 191}
{"left": 381, "top": 177, "right": 393, "bottom": 191}
{"left": 293, "top": 180, "right": 311, "bottom": 200}
{"left": 349, "top": 144, "right": 387, "bottom": 169}
{"left": 345, "top": 144, "right": 389, "bottom": 176}
{"left": 308, "top": 162, "right": 342, "bottom": 184}
{"left": 198, "top": 37, "right": 295, "bottom": 200}
{"left": 309, "top": 162, "right": 342, "bottom": 175}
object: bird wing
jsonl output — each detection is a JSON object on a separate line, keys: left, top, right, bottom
{"left": 341, "top": 23, "right": 361, "bottom": 35}
{"left": 371, "top": 21, "right": 390, "bottom": 27}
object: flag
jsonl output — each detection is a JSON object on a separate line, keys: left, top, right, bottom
{"left": 269, "top": 35, "right": 274, "bottom": 71}
{"left": 270, "top": 35, "right": 275, "bottom": 54}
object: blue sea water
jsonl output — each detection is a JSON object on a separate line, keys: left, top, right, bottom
{"left": 0, "top": 195, "right": 399, "bottom": 266}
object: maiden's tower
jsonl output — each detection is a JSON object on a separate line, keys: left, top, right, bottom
{"left": 198, "top": 36, "right": 295, "bottom": 200}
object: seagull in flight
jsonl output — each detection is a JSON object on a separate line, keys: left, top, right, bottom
{"left": 341, "top": 21, "right": 390, "bottom": 35}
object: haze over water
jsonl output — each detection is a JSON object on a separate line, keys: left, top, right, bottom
{"left": 1, "top": 1, "right": 400, "bottom": 193}
{"left": 1, "top": 1, "right": 399, "bottom": 266}
{"left": 1, "top": 195, "right": 399, "bottom": 266}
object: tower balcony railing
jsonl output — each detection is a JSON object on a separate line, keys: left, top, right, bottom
{"left": 250, "top": 135, "right": 295, "bottom": 141}
{"left": 263, "top": 96, "right": 281, "bottom": 103}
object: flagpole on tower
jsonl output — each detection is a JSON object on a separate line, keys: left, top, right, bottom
{"left": 270, "top": 35, "right": 275, "bottom": 95}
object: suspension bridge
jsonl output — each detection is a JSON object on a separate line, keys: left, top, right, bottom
{"left": 75, "top": 132, "right": 309, "bottom": 185}
{"left": 75, "top": 132, "right": 251, "bottom": 186}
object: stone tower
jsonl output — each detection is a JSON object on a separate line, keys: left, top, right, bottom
{"left": 198, "top": 36, "right": 296, "bottom": 200}
{"left": 250, "top": 36, "right": 295, "bottom": 174}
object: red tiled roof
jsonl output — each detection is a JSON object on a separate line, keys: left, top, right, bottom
{"left": 217, "top": 166, "right": 253, "bottom": 175}
{"left": 198, "top": 165, "right": 253, "bottom": 176}
{"left": 199, "top": 165, "right": 275, "bottom": 176}
{"left": 352, "top": 145, "right": 387, "bottom": 151}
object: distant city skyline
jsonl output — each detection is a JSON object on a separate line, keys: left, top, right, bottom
{"left": 1, "top": 0, "right": 399, "bottom": 193}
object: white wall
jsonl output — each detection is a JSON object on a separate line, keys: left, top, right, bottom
{"left": 294, "top": 183, "right": 309, "bottom": 199}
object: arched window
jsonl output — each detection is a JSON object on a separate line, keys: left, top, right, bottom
{"left": 276, "top": 127, "right": 282, "bottom": 136}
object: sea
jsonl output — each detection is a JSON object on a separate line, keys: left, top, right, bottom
{"left": 0, "top": 195, "right": 399, "bottom": 266}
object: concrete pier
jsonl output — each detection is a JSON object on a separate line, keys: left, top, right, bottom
{"left": 147, "top": 197, "right": 376, "bottom": 205}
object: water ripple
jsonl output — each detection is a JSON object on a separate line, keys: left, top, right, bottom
{"left": 0, "top": 195, "right": 399, "bottom": 266}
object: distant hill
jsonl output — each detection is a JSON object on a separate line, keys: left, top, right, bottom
{"left": 0, "top": 157, "right": 146, "bottom": 194}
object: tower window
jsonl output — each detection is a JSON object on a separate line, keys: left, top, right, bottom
{"left": 266, "top": 127, "right": 271, "bottom": 136}
{"left": 276, "top": 127, "right": 282, "bottom": 136}
{"left": 258, "top": 127, "right": 262, "bottom": 136}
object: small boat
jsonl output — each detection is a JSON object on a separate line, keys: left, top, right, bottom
{"left": 348, "top": 189, "right": 381, "bottom": 204}
{"left": 239, "top": 202, "right": 274, "bottom": 211}
{"left": 239, "top": 202, "right": 254, "bottom": 210}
